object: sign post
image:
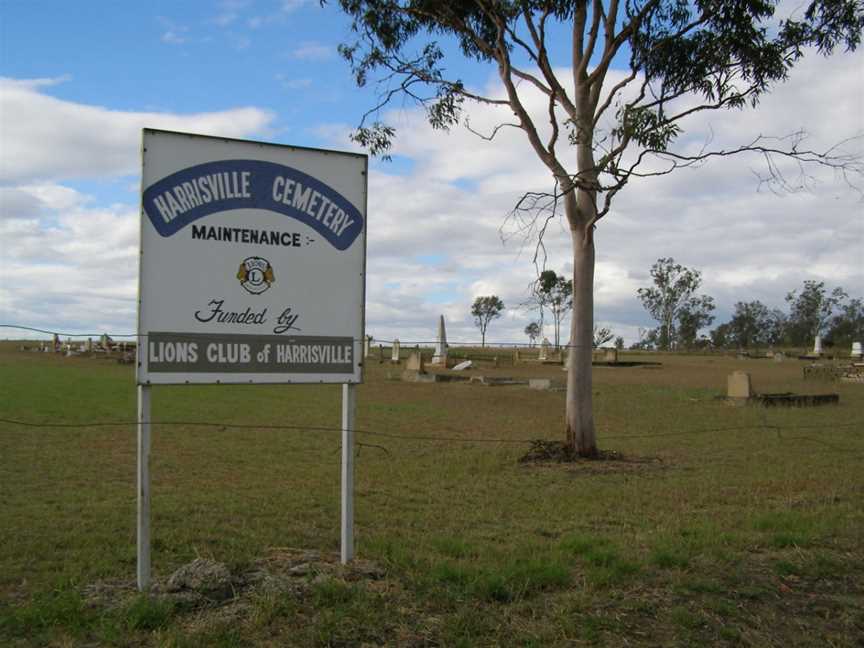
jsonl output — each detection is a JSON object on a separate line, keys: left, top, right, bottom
{"left": 137, "top": 129, "right": 367, "bottom": 590}
{"left": 341, "top": 383, "right": 355, "bottom": 563}
{"left": 137, "top": 384, "right": 151, "bottom": 591}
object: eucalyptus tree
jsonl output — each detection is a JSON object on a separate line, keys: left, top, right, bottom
{"left": 727, "top": 300, "right": 774, "bottom": 349}
{"left": 592, "top": 325, "right": 614, "bottom": 348}
{"left": 637, "top": 257, "right": 714, "bottom": 350}
{"left": 334, "top": 0, "right": 863, "bottom": 456}
{"left": 785, "top": 280, "right": 848, "bottom": 345}
{"left": 471, "top": 295, "right": 505, "bottom": 346}
{"left": 536, "top": 269, "right": 572, "bottom": 349}
{"left": 524, "top": 321, "right": 541, "bottom": 345}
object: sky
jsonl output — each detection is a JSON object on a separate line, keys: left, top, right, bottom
{"left": 1, "top": 0, "right": 862, "bottom": 347}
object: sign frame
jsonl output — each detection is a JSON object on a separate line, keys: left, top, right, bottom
{"left": 136, "top": 128, "right": 367, "bottom": 386}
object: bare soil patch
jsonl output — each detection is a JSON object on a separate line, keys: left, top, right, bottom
{"left": 518, "top": 439, "right": 666, "bottom": 474}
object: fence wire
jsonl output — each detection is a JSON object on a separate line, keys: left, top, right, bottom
{"left": 1, "top": 324, "right": 599, "bottom": 350}
{"left": 1, "top": 416, "right": 860, "bottom": 454}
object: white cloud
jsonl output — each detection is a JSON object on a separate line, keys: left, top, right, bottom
{"left": 212, "top": 0, "right": 249, "bottom": 27}
{"left": 0, "top": 79, "right": 277, "bottom": 338}
{"left": 322, "top": 47, "right": 863, "bottom": 346}
{"left": 275, "top": 74, "right": 312, "bottom": 90}
{"left": 0, "top": 77, "right": 276, "bottom": 183}
{"left": 161, "top": 30, "right": 187, "bottom": 45}
{"left": 1, "top": 44, "right": 861, "bottom": 347}
{"left": 290, "top": 42, "right": 333, "bottom": 61}
{"left": 158, "top": 17, "right": 189, "bottom": 45}
{"left": 0, "top": 195, "right": 139, "bottom": 335}
{"left": 281, "top": 0, "right": 311, "bottom": 13}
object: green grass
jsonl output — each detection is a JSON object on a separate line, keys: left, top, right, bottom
{"left": 1, "top": 344, "right": 863, "bottom": 646}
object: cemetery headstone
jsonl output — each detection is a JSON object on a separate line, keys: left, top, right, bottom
{"left": 813, "top": 335, "right": 823, "bottom": 356}
{"left": 539, "top": 338, "right": 550, "bottom": 360}
{"left": 852, "top": 342, "right": 863, "bottom": 360}
{"left": 391, "top": 339, "right": 401, "bottom": 363}
{"left": 432, "top": 315, "right": 448, "bottom": 365}
{"left": 452, "top": 360, "right": 473, "bottom": 371}
{"left": 405, "top": 351, "right": 425, "bottom": 373}
{"left": 727, "top": 371, "right": 752, "bottom": 399}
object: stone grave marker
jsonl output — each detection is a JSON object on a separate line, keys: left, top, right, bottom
{"left": 538, "top": 338, "right": 550, "bottom": 360}
{"left": 405, "top": 351, "right": 425, "bottom": 373}
{"left": 391, "top": 339, "right": 401, "bottom": 363}
{"left": 727, "top": 371, "right": 752, "bottom": 399}
{"left": 432, "top": 315, "right": 448, "bottom": 365}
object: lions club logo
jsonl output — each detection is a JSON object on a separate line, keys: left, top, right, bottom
{"left": 236, "top": 257, "right": 275, "bottom": 294}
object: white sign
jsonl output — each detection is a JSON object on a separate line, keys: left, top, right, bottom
{"left": 137, "top": 129, "right": 367, "bottom": 384}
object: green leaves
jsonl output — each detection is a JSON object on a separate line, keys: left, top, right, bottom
{"left": 350, "top": 122, "right": 396, "bottom": 159}
{"left": 613, "top": 105, "right": 681, "bottom": 151}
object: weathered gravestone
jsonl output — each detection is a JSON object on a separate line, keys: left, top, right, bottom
{"left": 852, "top": 342, "right": 863, "bottom": 360}
{"left": 391, "top": 339, "right": 401, "bottom": 363}
{"left": 405, "top": 351, "right": 425, "bottom": 373}
{"left": 727, "top": 371, "right": 753, "bottom": 399}
{"left": 431, "top": 315, "right": 448, "bottom": 365}
{"left": 538, "top": 338, "right": 550, "bottom": 360}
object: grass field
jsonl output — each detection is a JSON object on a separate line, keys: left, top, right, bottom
{"left": 1, "top": 342, "right": 862, "bottom": 646}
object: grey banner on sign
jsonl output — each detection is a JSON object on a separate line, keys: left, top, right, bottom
{"left": 146, "top": 332, "right": 354, "bottom": 373}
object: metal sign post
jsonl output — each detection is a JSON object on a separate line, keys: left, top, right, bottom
{"left": 340, "top": 383, "right": 356, "bottom": 563}
{"left": 137, "top": 384, "right": 151, "bottom": 590}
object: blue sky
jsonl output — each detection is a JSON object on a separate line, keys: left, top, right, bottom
{"left": 1, "top": 1, "right": 862, "bottom": 345}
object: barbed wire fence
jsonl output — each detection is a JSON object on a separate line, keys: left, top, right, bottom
{"left": 1, "top": 324, "right": 861, "bottom": 456}
{"left": 0, "top": 323, "right": 632, "bottom": 349}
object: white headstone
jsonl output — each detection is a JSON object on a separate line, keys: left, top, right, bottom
{"left": 452, "top": 360, "right": 473, "bottom": 371}
{"left": 813, "top": 335, "right": 822, "bottom": 355}
{"left": 851, "top": 342, "right": 862, "bottom": 359}
{"left": 432, "top": 315, "right": 447, "bottom": 364}
{"left": 538, "top": 338, "right": 550, "bottom": 360}
{"left": 391, "top": 339, "right": 401, "bottom": 363}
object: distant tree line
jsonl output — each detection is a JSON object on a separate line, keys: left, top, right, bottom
{"left": 472, "top": 261, "right": 860, "bottom": 352}
{"left": 634, "top": 259, "right": 862, "bottom": 351}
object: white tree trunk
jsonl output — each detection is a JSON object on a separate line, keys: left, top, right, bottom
{"left": 565, "top": 218, "right": 598, "bottom": 457}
